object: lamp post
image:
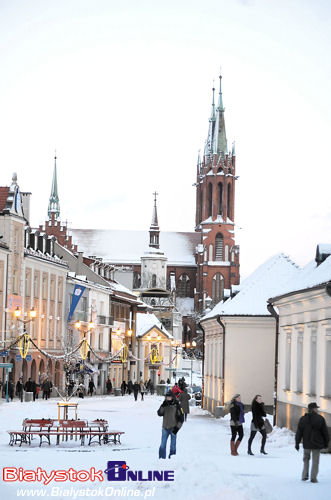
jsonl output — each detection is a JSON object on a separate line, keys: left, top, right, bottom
{"left": 72, "top": 319, "right": 95, "bottom": 398}
{"left": 13, "top": 307, "right": 37, "bottom": 401}
{"left": 171, "top": 339, "right": 197, "bottom": 384}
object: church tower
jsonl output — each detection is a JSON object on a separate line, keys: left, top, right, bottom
{"left": 195, "top": 73, "right": 240, "bottom": 312}
{"left": 48, "top": 154, "right": 60, "bottom": 220}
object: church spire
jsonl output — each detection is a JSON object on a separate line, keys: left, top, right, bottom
{"left": 48, "top": 153, "right": 60, "bottom": 220}
{"left": 213, "top": 72, "right": 228, "bottom": 155}
{"left": 204, "top": 86, "right": 217, "bottom": 156}
{"left": 149, "top": 191, "right": 160, "bottom": 249}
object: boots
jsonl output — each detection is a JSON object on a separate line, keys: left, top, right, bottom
{"left": 234, "top": 440, "right": 241, "bottom": 455}
{"left": 260, "top": 447, "right": 268, "bottom": 455}
{"left": 230, "top": 441, "right": 237, "bottom": 456}
{"left": 247, "top": 445, "right": 254, "bottom": 456}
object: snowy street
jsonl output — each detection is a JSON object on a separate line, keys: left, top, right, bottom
{"left": 0, "top": 395, "right": 330, "bottom": 500}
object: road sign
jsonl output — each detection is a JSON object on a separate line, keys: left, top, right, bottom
{"left": 25, "top": 355, "right": 32, "bottom": 361}
{"left": 16, "top": 354, "right": 22, "bottom": 361}
{"left": 0, "top": 363, "right": 13, "bottom": 369}
{"left": 0, "top": 350, "right": 8, "bottom": 356}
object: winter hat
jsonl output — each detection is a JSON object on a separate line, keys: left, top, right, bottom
{"left": 308, "top": 402, "right": 319, "bottom": 410}
{"left": 232, "top": 393, "right": 240, "bottom": 400}
{"left": 166, "top": 390, "right": 175, "bottom": 397}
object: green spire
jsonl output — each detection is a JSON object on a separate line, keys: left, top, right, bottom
{"left": 213, "top": 72, "right": 228, "bottom": 155}
{"left": 48, "top": 153, "right": 60, "bottom": 219}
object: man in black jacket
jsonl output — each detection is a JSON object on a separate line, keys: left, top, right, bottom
{"left": 295, "top": 402, "right": 329, "bottom": 483}
{"left": 157, "top": 390, "right": 184, "bottom": 459}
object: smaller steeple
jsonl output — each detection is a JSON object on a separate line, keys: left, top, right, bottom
{"left": 149, "top": 191, "right": 160, "bottom": 249}
{"left": 48, "top": 152, "right": 60, "bottom": 220}
{"left": 213, "top": 72, "right": 228, "bottom": 155}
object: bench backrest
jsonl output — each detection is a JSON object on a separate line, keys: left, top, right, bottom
{"left": 57, "top": 420, "right": 87, "bottom": 429}
{"left": 23, "top": 419, "right": 54, "bottom": 428}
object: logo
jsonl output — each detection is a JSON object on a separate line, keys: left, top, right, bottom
{"left": 104, "top": 462, "right": 174, "bottom": 482}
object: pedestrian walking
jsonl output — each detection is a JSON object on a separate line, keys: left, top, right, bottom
{"left": 78, "top": 383, "right": 85, "bottom": 398}
{"left": 32, "top": 380, "right": 37, "bottom": 401}
{"left": 295, "top": 402, "right": 329, "bottom": 483}
{"left": 230, "top": 393, "right": 245, "bottom": 456}
{"left": 150, "top": 381, "right": 155, "bottom": 395}
{"left": 42, "top": 379, "right": 51, "bottom": 400}
{"left": 88, "top": 379, "right": 95, "bottom": 396}
{"left": 8, "top": 381, "right": 14, "bottom": 401}
{"left": 127, "top": 380, "right": 133, "bottom": 395}
{"left": 16, "top": 378, "right": 23, "bottom": 402}
{"left": 140, "top": 380, "right": 146, "bottom": 401}
{"left": 247, "top": 394, "right": 268, "bottom": 455}
{"left": 121, "top": 380, "right": 127, "bottom": 396}
{"left": 133, "top": 381, "right": 139, "bottom": 401}
{"left": 157, "top": 390, "right": 184, "bottom": 459}
{"left": 24, "top": 377, "right": 33, "bottom": 393}
{"left": 179, "top": 388, "right": 191, "bottom": 421}
{"left": 106, "top": 378, "right": 112, "bottom": 394}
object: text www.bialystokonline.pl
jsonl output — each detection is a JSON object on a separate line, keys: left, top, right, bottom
{"left": 16, "top": 486, "right": 156, "bottom": 497}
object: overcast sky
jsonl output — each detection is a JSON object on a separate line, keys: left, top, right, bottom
{"left": 1, "top": 0, "right": 331, "bottom": 279}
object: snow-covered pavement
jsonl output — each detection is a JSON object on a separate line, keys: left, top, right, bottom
{"left": 0, "top": 395, "right": 330, "bottom": 500}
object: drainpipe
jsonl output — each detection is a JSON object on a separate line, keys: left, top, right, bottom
{"left": 216, "top": 316, "right": 226, "bottom": 406}
{"left": 198, "top": 322, "right": 205, "bottom": 408}
{"left": 267, "top": 302, "right": 279, "bottom": 427}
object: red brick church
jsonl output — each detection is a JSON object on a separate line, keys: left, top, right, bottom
{"left": 42, "top": 73, "right": 240, "bottom": 346}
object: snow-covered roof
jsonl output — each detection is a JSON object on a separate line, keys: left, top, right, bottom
{"left": 270, "top": 254, "right": 331, "bottom": 300}
{"left": 69, "top": 229, "right": 200, "bottom": 266}
{"left": 136, "top": 313, "right": 172, "bottom": 339}
{"left": 202, "top": 253, "right": 301, "bottom": 319}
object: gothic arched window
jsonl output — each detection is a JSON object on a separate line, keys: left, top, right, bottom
{"left": 177, "top": 274, "right": 191, "bottom": 297}
{"left": 208, "top": 183, "right": 213, "bottom": 217}
{"left": 218, "top": 182, "right": 223, "bottom": 215}
{"left": 209, "top": 244, "right": 213, "bottom": 261}
{"left": 212, "top": 273, "right": 224, "bottom": 304}
{"left": 215, "top": 233, "right": 224, "bottom": 261}
{"left": 227, "top": 183, "right": 231, "bottom": 219}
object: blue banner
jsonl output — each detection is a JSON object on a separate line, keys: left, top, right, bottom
{"left": 68, "top": 285, "right": 86, "bottom": 321}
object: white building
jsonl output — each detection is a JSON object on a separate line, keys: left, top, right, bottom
{"left": 201, "top": 253, "right": 300, "bottom": 416}
{"left": 269, "top": 244, "right": 331, "bottom": 444}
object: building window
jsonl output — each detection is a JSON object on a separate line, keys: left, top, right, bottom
{"left": 215, "top": 233, "right": 223, "bottom": 261}
{"left": 133, "top": 272, "right": 141, "bottom": 289}
{"left": 296, "top": 332, "right": 303, "bottom": 392}
{"left": 325, "top": 334, "right": 331, "bottom": 396}
{"left": 151, "top": 274, "right": 157, "bottom": 287}
{"left": 209, "top": 244, "right": 213, "bottom": 262}
{"left": 224, "top": 245, "right": 229, "bottom": 262}
{"left": 218, "top": 182, "right": 223, "bottom": 215}
{"left": 227, "top": 183, "right": 231, "bottom": 219}
{"left": 285, "top": 333, "right": 291, "bottom": 390}
{"left": 208, "top": 183, "right": 213, "bottom": 217}
{"left": 310, "top": 333, "right": 317, "bottom": 395}
{"left": 212, "top": 273, "right": 224, "bottom": 304}
{"left": 199, "top": 189, "right": 203, "bottom": 222}
{"left": 177, "top": 274, "right": 191, "bottom": 297}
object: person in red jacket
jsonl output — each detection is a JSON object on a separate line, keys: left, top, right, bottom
{"left": 171, "top": 383, "right": 183, "bottom": 399}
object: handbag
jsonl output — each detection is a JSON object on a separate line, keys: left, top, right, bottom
{"left": 264, "top": 418, "right": 273, "bottom": 434}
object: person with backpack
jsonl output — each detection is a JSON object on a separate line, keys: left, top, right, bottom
{"left": 179, "top": 388, "right": 191, "bottom": 421}
{"left": 157, "top": 390, "right": 184, "bottom": 459}
{"left": 295, "top": 402, "right": 329, "bottom": 483}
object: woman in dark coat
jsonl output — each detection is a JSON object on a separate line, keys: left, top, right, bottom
{"left": 229, "top": 393, "right": 245, "bottom": 455}
{"left": 247, "top": 394, "right": 267, "bottom": 455}
{"left": 133, "top": 382, "right": 140, "bottom": 401}
{"left": 179, "top": 389, "right": 191, "bottom": 421}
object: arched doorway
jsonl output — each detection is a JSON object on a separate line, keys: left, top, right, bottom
{"left": 9, "top": 358, "right": 15, "bottom": 382}
{"left": 39, "top": 359, "right": 45, "bottom": 385}
{"left": 31, "top": 359, "right": 36, "bottom": 381}
{"left": 22, "top": 359, "right": 28, "bottom": 382}
{"left": 55, "top": 361, "right": 61, "bottom": 389}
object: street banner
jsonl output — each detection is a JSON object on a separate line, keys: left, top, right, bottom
{"left": 67, "top": 285, "right": 86, "bottom": 321}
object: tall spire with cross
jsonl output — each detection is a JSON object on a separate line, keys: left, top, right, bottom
{"left": 48, "top": 152, "right": 60, "bottom": 220}
{"left": 213, "top": 71, "right": 227, "bottom": 154}
{"left": 149, "top": 191, "right": 160, "bottom": 248}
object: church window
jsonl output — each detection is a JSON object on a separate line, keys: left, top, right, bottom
{"left": 225, "top": 245, "right": 229, "bottom": 261}
{"left": 215, "top": 233, "right": 223, "bottom": 260}
{"left": 227, "top": 183, "right": 231, "bottom": 219}
{"left": 208, "top": 183, "right": 213, "bottom": 217}
{"left": 177, "top": 274, "right": 191, "bottom": 297}
{"left": 152, "top": 274, "right": 157, "bottom": 287}
{"left": 203, "top": 247, "right": 207, "bottom": 262}
{"left": 209, "top": 244, "right": 213, "bottom": 261}
{"left": 218, "top": 182, "right": 223, "bottom": 215}
{"left": 212, "top": 273, "right": 224, "bottom": 304}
